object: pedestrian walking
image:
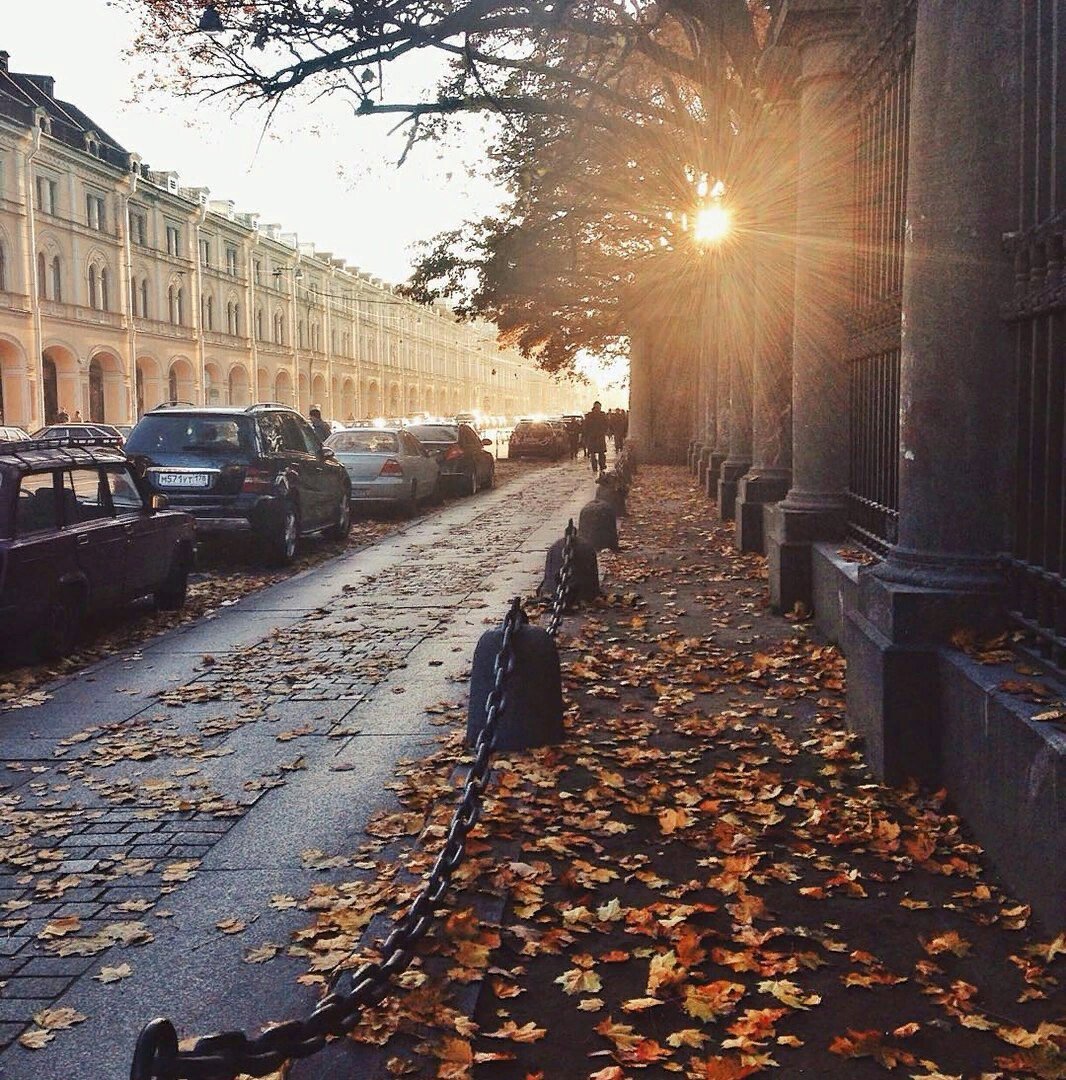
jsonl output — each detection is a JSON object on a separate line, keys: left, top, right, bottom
{"left": 583, "top": 400, "right": 609, "bottom": 474}
{"left": 56, "top": 407, "right": 69, "bottom": 423}
{"left": 72, "top": 409, "right": 83, "bottom": 423}
{"left": 308, "top": 406, "right": 331, "bottom": 443}
{"left": 610, "top": 408, "right": 627, "bottom": 453}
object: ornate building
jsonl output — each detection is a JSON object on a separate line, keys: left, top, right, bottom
{"left": 0, "top": 51, "right": 572, "bottom": 429}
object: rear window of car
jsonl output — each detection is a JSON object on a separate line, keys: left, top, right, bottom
{"left": 327, "top": 431, "right": 398, "bottom": 454}
{"left": 408, "top": 425, "right": 457, "bottom": 443}
{"left": 127, "top": 415, "right": 254, "bottom": 455}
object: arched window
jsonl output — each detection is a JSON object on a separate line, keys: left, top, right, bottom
{"left": 255, "top": 307, "right": 263, "bottom": 341}
{"left": 0, "top": 242, "right": 6, "bottom": 292}
{"left": 37, "top": 252, "right": 47, "bottom": 299}
{"left": 168, "top": 365, "right": 178, "bottom": 402}
{"left": 201, "top": 294, "right": 215, "bottom": 330}
{"left": 52, "top": 256, "right": 61, "bottom": 301}
{"left": 140, "top": 278, "right": 149, "bottom": 317}
{"left": 100, "top": 268, "right": 109, "bottom": 311}
{"left": 177, "top": 288, "right": 184, "bottom": 325}
{"left": 298, "top": 320, "right": 305, "bottom": 348}
{"left": 88, "top": 264, "right": 98, "bottom": 309}
{"left": 168, "top": 285, "right": 176, "bottom": 324}
{"left": 274, "top": 312, "right": 284, "bottom": 345}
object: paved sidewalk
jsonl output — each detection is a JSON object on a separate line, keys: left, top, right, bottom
{"left": 289, "top": 465, "right": 1063, "bottom": 1080}
{"left": 0, "top": 460, "right": 595, "bottom": 1079}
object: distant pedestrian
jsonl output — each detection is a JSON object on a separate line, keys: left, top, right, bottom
{"left": 610, "top": 408, "right": 627, "bottom": 453}
{"left": 308, "top": 406, "right": 331, "bottom": 443}
{"left": 56, "top": 407, "right": 69, "bottom": 423}
{"left": 72, "top": 409, "right": 83, "bottom": 423}
{"left": 583, "top": 400, "right": 608, "bottom": 474}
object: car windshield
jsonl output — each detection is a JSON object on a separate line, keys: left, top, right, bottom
{"left": 408, "top": 425, "right": 457, "bottom": 443}
{"left": 126, "top": 415, "right": 253, "bottom": 455}
{"left": 327, "top": 431, "right": 398, "bottom": 454}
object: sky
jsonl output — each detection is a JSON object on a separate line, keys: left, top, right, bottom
{"left": 3, "top": 2, "right": 629, "bottom": 404}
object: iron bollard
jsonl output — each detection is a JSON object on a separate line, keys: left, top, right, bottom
{"left": 467, "top": 619, "right": 564, "bottom": 751}
{"left": 578, "top": 498, "right": 619, "bottom": 551}
{"left": 541, "top": 533, "right": 599, "bottom": 603}
{"left": 595, "top": 472, "right": 627, "bottom": 515}
{"left": 130, "top": 1018, "right": 178, "bottom": 1080}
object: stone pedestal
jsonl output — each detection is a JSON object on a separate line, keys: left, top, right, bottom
{"left": 736, "top": 470, "right": 791, "bottom": 552}
{"left": 765, "top": 6, "right": 857, "bottom": 609}
{"left": 843, "top": 0, "right": 1018, "bottom": 782}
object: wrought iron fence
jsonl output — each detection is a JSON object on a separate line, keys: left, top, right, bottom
{"left": 1004, "top": 2, "right": 1066, "bottom": 673}
{"left": 845, "top": 1, "right": 914, "bottom": 555}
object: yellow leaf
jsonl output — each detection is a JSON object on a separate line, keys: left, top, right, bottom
{"left": 94, "top": 963, "right": 133, "bottom": 984}
{"left": 18, "top": 1029, "right": 54, "bottom": 1049}
{"left": 555, "top": 968, "right": 602, "bottom": 995}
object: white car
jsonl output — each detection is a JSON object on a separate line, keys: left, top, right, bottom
{"left": 325, "top": 427, "right": 440, "bottom": 514}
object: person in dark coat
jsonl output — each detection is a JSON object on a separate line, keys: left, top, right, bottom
{"left": 583, "top": 401, "right": 609, "bottom": 474}
{"left": 308, "top": 406, "right": 331, "bottom": 443}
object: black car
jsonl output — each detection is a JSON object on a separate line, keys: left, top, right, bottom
{"left": 406, "top": 423, "right": 495, "bottom": 495}
{"left": 0, "top": 438, "right": 195, "bottom": 658}
{"left": 126, "top": 404, "right": 351, "bottom": 565}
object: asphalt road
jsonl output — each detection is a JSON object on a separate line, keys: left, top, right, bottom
{"left": 0, "top": 457, "right": 596, "bottom": 1080}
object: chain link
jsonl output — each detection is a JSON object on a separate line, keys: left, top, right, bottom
{"left": 546, "top": 519, "right": 577, "bottom": 639}
{"left": 131, "top": 599, "right": 526, "bottom": 1080}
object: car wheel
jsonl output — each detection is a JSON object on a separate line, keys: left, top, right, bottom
{"left": 484, "top": 463, "right": 495, "bottom": 489}
{"left": 401, "top": 482, "right": 418, "bottom": 518}
{"left": 465, "top": 467, "right": 479, "bottom": 497}
{"left": 38, "top": 589, "right": 83, "bottom": 660}
{"left": 265, "top": 503, "right": 299, "bottom": 566}
{"left": 325, "top": 489, "right": 351, "bottom": 540}
{"left": 155, "top": 549, "right": 190, "bottom": 611}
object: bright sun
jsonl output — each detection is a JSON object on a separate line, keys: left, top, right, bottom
{"left": 693, "top": 203, "right": 731, "bottom": 244}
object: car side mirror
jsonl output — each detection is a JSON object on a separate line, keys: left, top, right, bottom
{"left": 482, "top": 438, "right": 492, "bottom": 446}
{"left": 321, "top": 447, "right": 336, "bottom": 460}
{"left": 150, "top": 494, "right": 170, "bottom": 512}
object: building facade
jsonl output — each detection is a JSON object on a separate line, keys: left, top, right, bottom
{"left": 0, "top": 52, "right": 573, "bottom": 431}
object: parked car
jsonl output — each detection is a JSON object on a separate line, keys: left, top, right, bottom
{"left": 0, "top": 438, "right": 195, "bottom": 659}
{"left": 509, "top": 419, "right": 566, "bottom": 460}
{"left": 325, "top": 428, "right": 440, "bottom": 514}
{"left": 0, "top": 426, "right": 30, "bottom": 443}
{"left": 125, "top": 404, "right": 351, "bottom": 565}
{"left": 33, "top": 423, "right": 124, "bottom": 447}
{"left": 407, "top": 423, "right": 495, "bottom": 495}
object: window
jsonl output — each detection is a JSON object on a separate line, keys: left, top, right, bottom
{"left": 15, "top": 472, "right": 58, "bottom": 535}
{"left": 273, "top": 312, "right": 284, "bottom": 345}
{"left": 86, "top": 193, "right": 106, "bottom": 231}
{"left": 227, "top": 300, "right": 240, "bottom": 336}
{"left": 199, "top": 237, "right": 211, "bottom": 266}
{"left": 298, "top": 320, "right": 305, "bottom": 348}
{"left": 225, "top": 246, "right": 238, "bottom": 276}
{"left": 105, "top": 468, "right": 142, "bottom": 513}
{"left": 168, "top": 285, "right": 184, "bottom": 325}
{"left": 255, "top": 307, "right": 263, "bottom": 341}
{"left": 253, "top": 259, "right": 262, "bottom": 285}
{"left": 283, "top": 415, "right": 318, "bottom": 454}
{"left": 0, "top": 241, "right": 5, "bottom": 292}
{"left": 165, "top": 223, "right": 181, "bottom": 256}
{"left": 201, "top": 294, "right": 214, "bottom": 330}
{"left": 61, "top": 469, "right": 111, "bottom": 523}
{"left": 88, "top": 265, "right": 97, "bottom": 308}
{"left": 257, "top": 412, "right": 288, "bottom": 454}
{"left": 140, "top": 278, "right": 149, "bottom": 317}
{"left": 52, "top": 257, "right": 61, "bottom": 302}
{"left": 129, "top": 209, "right": 148, "bottom": 246}
{"left": 37, "top": 253, "right": 47, "bottom": 299}
{"left": 100, "top": 269, "right": 109, "bottom": 312}
{"left": 35, "top": 175, "right": 57, "bottom": 215}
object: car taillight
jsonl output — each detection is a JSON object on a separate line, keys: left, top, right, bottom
{"left": 242, "top": 466, "right": 275, "bottom": 493}
{"left": 379, "top": 458, "right": 404, "bottom": 477}
{"left": 443, "top": 446, "right": 464, "bottom": 461}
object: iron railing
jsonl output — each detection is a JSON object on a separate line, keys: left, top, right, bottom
{"left": 1004, "top": 1, "right": 1066, "bottom": 673}
{"left": 844, "top": 1, "right": 914, "bottom": 555}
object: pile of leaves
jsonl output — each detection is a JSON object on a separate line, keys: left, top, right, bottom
{"left": 269, "top": 466, "right": 1063, "bottom": 1078}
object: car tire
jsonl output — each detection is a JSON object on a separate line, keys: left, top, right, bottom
{"left": 38, "top": 589, "right": 83, "bottom": 660}
{"left": 465, "top": 467, "right": 479, "bottom": 497}
{"left": 484, "top": 463, "right": 495, "bottom": 489}
{"left": 265, "top": 502, "right": 299, "bottom": 566}
{"left": 401, "top": 482, "right": 418, "bottom": 518}
{"left": 155, "top": 549, "right": 190, "bottom": 611}
{"left": 325, "top": 489, "right": 351, "bottom": 540}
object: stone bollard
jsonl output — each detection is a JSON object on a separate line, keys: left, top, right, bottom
{"left": 540, "top": 533, "right": 600, "bottom": 603}
{"left": 578, "top": 498, "right": 619, "bottom": 551}
{"left": 595, "top": 472, "right": 627, "bottom": 516}
{"left": 467, "top": 619, "right": 564, "bottom": 750}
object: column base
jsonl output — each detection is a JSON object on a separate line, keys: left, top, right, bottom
{"left": 735, "top": 471, "right": 791, "bottom": 553}
{"left": 765, "top": 498, "right": 847, "bottom": 612}
{"left": 705, "top": 451, "right": 728, "bottom": 500}
{"left": 717, "top": 459, "right": 751, "bottom": 521}
{"left": 696, "top": 446, "right": 713, "bottom": 486}
{"left": 687, "top": 440, "right": 704, "bottom": 472}
{"left": 843, "top": 566, "right": 1008, "bottom": 785}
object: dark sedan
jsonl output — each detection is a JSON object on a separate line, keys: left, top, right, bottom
{"left": 407, "top": 423, "right": 495, "bottom": 496}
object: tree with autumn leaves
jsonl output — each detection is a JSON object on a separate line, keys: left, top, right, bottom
{"left": 122, "top": 0, "right": 769, "bottom": 374}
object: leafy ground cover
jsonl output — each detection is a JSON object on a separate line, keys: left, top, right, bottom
{"left": 283, "top": 465, "right": 1063, "bottom": 1079}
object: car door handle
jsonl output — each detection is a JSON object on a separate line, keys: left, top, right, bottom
{"left": 76, "top": 534, "right": 90, "bottom": 546}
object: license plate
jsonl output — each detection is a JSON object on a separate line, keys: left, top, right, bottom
{"left": 352, "top": 485, "right": 376, "bottom": 498}
{"left": 158, "top": 472, "right": 211, "bottom": 489}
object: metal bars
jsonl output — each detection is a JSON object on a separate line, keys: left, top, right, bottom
{"left": 845, "top": 3, "right": 914, "bottom": 555}
{"left": 1005, "top": 0, "right": 1066, "bottom": 673}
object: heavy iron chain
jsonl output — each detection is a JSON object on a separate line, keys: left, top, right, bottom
{"left": 545, "top": 518, "right": 577, "bottom": 639}
{"left": 130, "top": 598, "right": 526, "bottom": 1080}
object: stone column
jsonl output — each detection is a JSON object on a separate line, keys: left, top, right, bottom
{"left": 765, "top": 1, "right": 858, "bottom": 610}
{"left": 695, "top": 273, "right": 719, "bottom": 487}
{"left": 845, "top": 0, "right": 1020, "bottom": 783}
{"left": 717, "top": 253, "right": 754, "bottom": 519}
{"left": 736, "top": 51, "right": 799, "bottom": 552}
{"left": 626, "top": 321, "right": 653, "bottom": 453}
{"left": 706, "top": 271, "right": 730, "bottom": 496}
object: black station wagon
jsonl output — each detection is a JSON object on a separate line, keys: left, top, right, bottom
{"left": 0, "top": 438, "right": 195, "bottom": 659}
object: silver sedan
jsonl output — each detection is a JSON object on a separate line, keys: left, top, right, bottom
{"left": 325, "top": 428, "right": 440, "bottom": 514}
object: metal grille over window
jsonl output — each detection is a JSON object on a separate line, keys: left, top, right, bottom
{"left": 1004, "top": 3, "right": 1066, "bottom": 673}
{"left": 844, "top": 1, "right": 914, "bottom": 556}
